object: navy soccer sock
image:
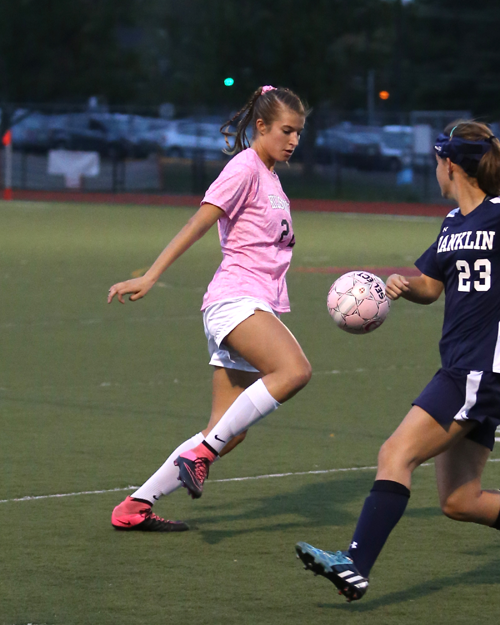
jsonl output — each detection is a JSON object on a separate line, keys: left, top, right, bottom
{"left": 348, "top": 479, "right": 410, "bottom": 578}
{"left": 492, "top": 509, "right": 500, "bottom": 530}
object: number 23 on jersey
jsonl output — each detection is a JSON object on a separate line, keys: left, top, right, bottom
{"left": 456, "top": 259, "right": 491, "bottom": 292}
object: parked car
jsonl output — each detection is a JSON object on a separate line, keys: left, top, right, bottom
{"left": 10, "top": 110, "right": 54, "bottom": 153}
{"left": 316, "top": 125, "right": 382, "bottom": 169}
{"left": 379, "top": 125, "right": 413, "bottom": 171}
{"left": 90, "top": 114, "right": 152, "bottom": 158}
{"left": 49, "top": 113, "right": 138, "bottom": 159}
{"left": 316, "top": 123, "right": 413, "bottom": 171}
{"left": 134, "top": 117, "right": 178, "bottom": 156}
{"left": 156, "top": 120, "right": 229, "bottom": 160}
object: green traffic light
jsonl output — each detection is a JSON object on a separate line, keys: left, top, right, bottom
{"left": 224, "top": 77, "right": 235, "bottom": 87}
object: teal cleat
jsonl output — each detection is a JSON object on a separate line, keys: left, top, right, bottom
{"left": 295, "top": 541, "right": 368, "bottom": 602}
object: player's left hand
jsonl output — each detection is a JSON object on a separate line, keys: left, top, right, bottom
{"left": 108, "top": 276, "right": 156, "bottom": 304}
{"left": 386, "top": 274, "right": 410, "bottom": 300}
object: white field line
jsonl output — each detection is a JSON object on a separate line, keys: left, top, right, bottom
{"left": 312, "top": 364, "right": 427, "bottom": 376}
{"left": 2, "top": 458, "right": 500, "bottom": 505}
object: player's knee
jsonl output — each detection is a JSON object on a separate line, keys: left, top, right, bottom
{"left": 440, "top": 492, "right": 476, "bottom": 522}
{"left": 378, "top": 438, "right": 402, "bottom": 471}
{"left": 289, "top": 359, "right": 312, "bottom": 392}
{"left": 271, "top": 357, "right": 311, "bottom": 400}
{"left": 378, "top": 438, "right": 419, "bottom": 474}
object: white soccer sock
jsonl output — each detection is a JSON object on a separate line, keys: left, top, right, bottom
{"left": 204, "top": 379, "right": 280, "bottom": 454}
{"left": 132, "top": 431, "right": 204, "bottom": 504}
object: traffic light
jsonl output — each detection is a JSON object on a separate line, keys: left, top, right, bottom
{"left": 379, "top": 90, "right": 390, "bottom": 100}
{"left": 224, "top": 77, "right": 235, "bottom": 87}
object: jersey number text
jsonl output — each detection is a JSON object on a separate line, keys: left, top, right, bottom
{"left": 456, "top": 259, "right": 491, "bottom": 292}
{"left": 279, "top": 219, "right": 295, "bottom": 247}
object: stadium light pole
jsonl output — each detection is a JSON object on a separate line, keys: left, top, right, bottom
{"left": 2, "top": 129, "right": 12, "bottom": 200}
{"left": 395, "top": 0, "right": 411, "bottom": 122}
{"left": 367, "top": 69, "right": 375, "bottom": 126}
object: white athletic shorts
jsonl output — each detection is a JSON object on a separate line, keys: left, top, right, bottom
{"left": 203, "top": 296, "right": 278, "bottom": 372}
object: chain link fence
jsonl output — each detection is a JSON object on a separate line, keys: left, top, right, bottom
{"left": 2, "top": 103, "right": 496, "bottom": 202}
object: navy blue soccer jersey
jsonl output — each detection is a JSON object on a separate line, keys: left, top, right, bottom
{"left": 415, "top": 196, "right": 500, "bottom": 372}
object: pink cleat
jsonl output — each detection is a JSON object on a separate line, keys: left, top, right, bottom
{"left": 174, "top": 449, "right": 212, "bottom": 499}
{"left": 111, "top": 496, "right": 189, "bottom": 532}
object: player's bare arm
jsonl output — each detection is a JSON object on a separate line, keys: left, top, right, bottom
{"left": 386, "top": 273, "right": 443, "bottom": 304}
{"left": 108, "top": 203, "right": 224, "bottom": 304}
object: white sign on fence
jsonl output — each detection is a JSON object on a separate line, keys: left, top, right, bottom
{"left": 48, "top": 150, "right": 100, "bottom": 188}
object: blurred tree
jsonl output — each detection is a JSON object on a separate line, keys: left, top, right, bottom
{"left": 150, "top": 0, "right": 397, "bottom": 111}
{"left": 142, "top": 0, "right": 500, "bottom": 118}
{"left": 1, "top": 0, "right": 499, "bottom": 120}
{"left": 0, "top": 0, "right": 143, "bottom": 104}
{"left": 407, "top": 0, "right": 500, "bottom": 117}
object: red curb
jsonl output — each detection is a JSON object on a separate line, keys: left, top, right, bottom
{"left": 5, "top": 190, "right": 203, "bottom": 207}
{"left": 4, "top": 190, "right": 448, "bottom": 217}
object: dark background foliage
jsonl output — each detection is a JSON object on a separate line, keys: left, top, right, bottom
{"left": 1, "top": 0, "right": 499, "bottom": 116}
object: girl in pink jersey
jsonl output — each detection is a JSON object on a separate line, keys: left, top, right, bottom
{"left": 109, "top": 86, "right": 311, "bottom": 531}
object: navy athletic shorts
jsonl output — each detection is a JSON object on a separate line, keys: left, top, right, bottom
{"left": 413, "top": 368, "right": 500, "bottom": 451}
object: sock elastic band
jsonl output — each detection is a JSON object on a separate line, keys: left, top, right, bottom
{"left": 371, "top": 479, "right": 411, "bottom": 498}
{"left": 492, "top": 508, "right": 500, "bottom": 530}
{"left": 130, "top": 497, "right": 153, "bottom": 506}
{"left": 202, "top": 440, "right": 219, "bottom": 457}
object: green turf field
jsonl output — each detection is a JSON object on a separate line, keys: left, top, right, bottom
{"left": 1, "top": 201, "right": 499, "bottom": 625}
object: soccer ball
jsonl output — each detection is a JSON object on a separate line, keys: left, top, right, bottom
{"left": 327, "top": 271, "right": 390, "bottom": 334}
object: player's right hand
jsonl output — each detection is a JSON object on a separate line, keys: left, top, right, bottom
{"left": 385, "top": 274, "right": 410, "bottom": 301}
{"left": 108, "top": 276, "right": 156, "bottom": 304}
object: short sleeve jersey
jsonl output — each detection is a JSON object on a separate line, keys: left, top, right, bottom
{"left": 201, "top": 148, "right": 295, "bottom": 313}
{"left": 415, "top": 196, "right": 500, "bottom": 371}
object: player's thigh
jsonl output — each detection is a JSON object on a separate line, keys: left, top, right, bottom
{"left": 435, "top": 437, "right": 490, "bottom": 508}
{"left": 224, "top": 310, "right": 310, "bottom": 375}
{"left": 204, "top": 366, "right": 262, "bottom": 432}
{"left": 378, "top": 405, "right": 477, "bottom": 474}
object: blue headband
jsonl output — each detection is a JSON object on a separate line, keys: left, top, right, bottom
{"left": 434, "top": 133, "right": 496, "bottom": 176}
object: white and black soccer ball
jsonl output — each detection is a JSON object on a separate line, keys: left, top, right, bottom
{"left": 327, "top": 271, "right": 390, "bottom": 334}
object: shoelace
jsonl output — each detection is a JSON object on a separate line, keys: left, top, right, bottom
{"left": 142, "top": 507, "right": 177, "bottom": 525}
{"left": 193, "top": 457, "right": 210, "bottom": 483}
{"left": 140, "top": 507, "right": 167, "bottom": 523}
{"left": 328, "top": 551, "right": 352, "bottom": 564}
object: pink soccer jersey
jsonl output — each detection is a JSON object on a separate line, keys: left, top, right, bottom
{"left": 201, "top": 148, "right": 295, "bottom": 313}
